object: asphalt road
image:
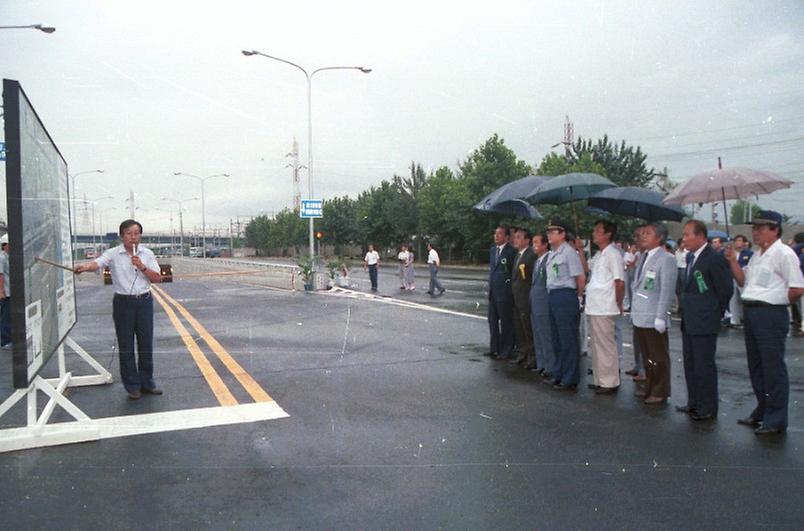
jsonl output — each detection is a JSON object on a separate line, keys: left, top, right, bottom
{"left": 0, "top": 263, "right": 801, "bottom": 529}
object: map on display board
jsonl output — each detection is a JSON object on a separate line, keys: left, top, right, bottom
{"left": 3, "top": 79, "right": 77, "bottom": 389}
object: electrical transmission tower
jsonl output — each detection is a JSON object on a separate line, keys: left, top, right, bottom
{"left": 286, "top": 138, "right": 305, "bottom": 212}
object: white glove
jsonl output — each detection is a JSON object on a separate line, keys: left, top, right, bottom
{"left": 654, "top": 318, "right": 667, "bottom": 334}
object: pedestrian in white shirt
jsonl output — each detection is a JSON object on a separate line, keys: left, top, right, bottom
{"left": 363, "top": 244, "right": 380, "bottom": 291}
{"left": 426, "top": 243, "right": 445, "bottom": 296}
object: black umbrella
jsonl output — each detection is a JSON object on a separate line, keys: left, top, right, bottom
{"left": 588, "top": 187, "right": 686, "bottom": 222}
{"left": 473, "top": 174, "right": 548, "bottom": 219}
{"left": 525, "top": 173, "right": 616, "bottom": 231}
{"left": 474, "top": 198, "right": 542, "bottom": 219}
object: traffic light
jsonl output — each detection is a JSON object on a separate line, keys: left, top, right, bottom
{"left": 315, "top": 230, "right": 324, "bottom": 240}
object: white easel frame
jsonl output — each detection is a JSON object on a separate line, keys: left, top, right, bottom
{"left": 0, "top": 337, "right": 112, "bottom": 452}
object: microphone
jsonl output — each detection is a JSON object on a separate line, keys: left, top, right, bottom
{"left": 133, "top": 244, "right": 139, "bottom": 270}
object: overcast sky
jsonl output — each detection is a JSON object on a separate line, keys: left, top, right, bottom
{"left": 2, "top": 0, "right": 803, "bottom": 234}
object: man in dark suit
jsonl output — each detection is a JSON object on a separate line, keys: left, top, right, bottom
{"left": 677, "top": 220, "right": 733, "bottom": 420}
{"left": 510, "top": 227, "right": 537, "bottom": 367}
{"left": 488, "top": 226, "right": 517, "bottom": 359}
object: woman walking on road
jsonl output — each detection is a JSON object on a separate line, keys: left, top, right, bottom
{"left": 404, "top": 243, "right": 416, "bottom": 291}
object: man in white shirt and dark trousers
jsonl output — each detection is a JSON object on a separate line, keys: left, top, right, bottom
{"left": 726, "top": 210, "right": 804, "bottom": 435}
{"left": 586, "top": 220, "right": 625, "bottom": 394}
{"left": 363, "top": 244, "right": 380, "bottom": 291}
{"left": 426, "top": 243, "right": 445, "bottom": 296}
{"left": 75, "top": 219, "right": 163, "bottom": 400}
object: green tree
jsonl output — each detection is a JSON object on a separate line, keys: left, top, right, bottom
{"left": 417, "top": 166, "right": 470, "bottom": 259}
{"left": 460, "top": 134, "right": 531, "bottom": 261}
{"left": 355, "top": 181, "right": 414, "bottom": 251}
{"left": 730, "top": 199, "right": 762, "bottom": 225}
{"left": 320, "top": 196, "right": 357, "bottom": 254}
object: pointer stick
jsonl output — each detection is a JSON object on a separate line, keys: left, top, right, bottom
{"left": 34, "top": 256, "right": 77, "bottom": 273}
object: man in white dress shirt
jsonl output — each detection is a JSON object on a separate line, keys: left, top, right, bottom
{"left": 75, "top": 219, "right": 162, "bottom": 400}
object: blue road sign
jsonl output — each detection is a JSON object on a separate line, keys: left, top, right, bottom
{"left": 300, "top": 199, "right": 323, "bottom": 218}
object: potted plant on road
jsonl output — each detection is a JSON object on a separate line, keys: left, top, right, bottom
{"left": 296, "top": 257, "right": 314, "bottom": 291}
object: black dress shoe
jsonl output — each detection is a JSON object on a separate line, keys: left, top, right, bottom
{"left": 553, "top": 383, "right": 577, "bottom": 391}
{"left": 595, "top": 386, "right": 618, "bottom": 395}
{"left": 543, "top": 378, "right": 560, "bottom": 386}
{"left": 675, "top": 405, "right": 694, "bottom": 413}
{"left": 690, "top": 412, "right": 716, "bottom": 421}
{"left": 625, "top": 369, "right": 638, "bottom": 376}
{"left": 737, "top": 417, "right": 761, "bottom": 427}
{"left": 587, "top": 383, "right": 599, "bottom": 390}
{"left": 541, "top": 372, "right": 553, "bottom": 381}
{"left": 127, "top": 390, "right": 141, "bottom": 400}
{"left": 754, "top": 425, "right": 785, "bottom": 435}
{"left": 141, "top": 387, "right": 163, "bottom": 395}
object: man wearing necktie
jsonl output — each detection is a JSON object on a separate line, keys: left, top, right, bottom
{"left": 509, "top": 228, "right": 537, "bottom": 367}
{"left": 630, "top": 223, "right": 677, "bottom": 404}
{"left": 677, "top": 220, "right": 733, "bottom": 420}
{"left": 529, "top": 232, "right": 555, "bottom": 378}
{"left": 487, "top": 226, "right": 517, "bottom": 359}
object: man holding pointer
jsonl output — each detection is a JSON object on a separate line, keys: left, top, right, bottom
{"left": 75, "top": 219, "right": 162, "bottom": 400}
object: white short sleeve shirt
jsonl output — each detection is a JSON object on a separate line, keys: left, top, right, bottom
{"left": 585, "top": 244, "right": 625, "bottom": 315}
{"left": 95, "top": 244, "right": 160, "bottom": 295}
{"left": 741, "top": 239, "right": 804, "bottom": 305}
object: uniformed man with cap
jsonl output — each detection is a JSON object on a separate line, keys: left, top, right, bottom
{"left": 544, "top": 219, "right": 586, "bottom": 390}
{"left": 726, "top": 210, "right": 804, "bottom": 435}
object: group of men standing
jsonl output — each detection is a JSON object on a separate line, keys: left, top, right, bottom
{"left": 486, "top": 210, "right": 803, "bottom": 436}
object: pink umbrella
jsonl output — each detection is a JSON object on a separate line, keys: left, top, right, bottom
{"left": 663, "top": 165, "right": 793, "bottom": 235}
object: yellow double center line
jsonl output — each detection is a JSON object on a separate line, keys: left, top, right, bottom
{"left": 151, "top": 285, "right": 273, "bottom": 406}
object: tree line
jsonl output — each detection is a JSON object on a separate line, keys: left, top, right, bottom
{"left": 245, "top": 133, "right": 662, "bottom": 263}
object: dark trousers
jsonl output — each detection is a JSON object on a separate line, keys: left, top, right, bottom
{"left": 0, "top": 297, "right": 11, "bottom": 346}
{"left": 682, "top": 333, "right": 719, "bottom": 415}
{"left": 113, "top": 293, "right": 155, "bottom": 392}
{"left": 548, "top": 288, "right": 580, "bottom": 385}
{"left": 512, "top": 300, "right": 534, "bottom": 365}
{"left": 368, "top": 264, "right": 378, "bottom": 290}
{"left": 634, "top": 326, "right": 670, "bottom": 399}
{"left": 744, "top": 305, "right": 789, "bottom": 430}
{"left": 488, "top": 297, "right": 514, "bottom": 358}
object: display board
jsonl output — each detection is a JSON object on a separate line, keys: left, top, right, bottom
{"left": 3, "top": 79, "right": 77, "bottom": 388}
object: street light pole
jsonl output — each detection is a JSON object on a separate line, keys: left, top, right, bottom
{"left": 173, "top": 173, "right": 228, "bottom": 258}
{"left": 241, "top": 50, "right": 371, "bottom": 260}
{"left": 81, "top": 195, "right": 113, "bottom": 257}
{"left": 161, "top": 196, "right": 199, "bottom": 256}
{"left": 69, "top": 169, "right": 104, "bottom": 259}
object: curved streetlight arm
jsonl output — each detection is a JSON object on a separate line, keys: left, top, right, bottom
{"left": 0, "top": 24, "right": 56, "bottom": 33}
{"left": 312, "top": 66, "right": 372, "bottom": 77}
{"left": 242, "top": 50, "right": 310, "bottom": 80}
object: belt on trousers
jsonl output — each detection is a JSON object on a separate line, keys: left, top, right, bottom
{"left": 743, "top": 300, "right": 785, "bottom": 308}
{"left": 114, "top": 291, "right": 151, "bottom": 299}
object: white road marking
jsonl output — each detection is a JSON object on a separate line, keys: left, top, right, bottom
{"left": 0, "top": 402, "right": 289, "bottom": 452}
{"left": 324, "top": 287, "right": 486, "bottom": 321}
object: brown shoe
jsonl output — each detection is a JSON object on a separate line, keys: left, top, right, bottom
{"left": 644, "top": 396, "right": 667, "bottom": 405}
{"left": 141, "top": 388, "right": 163, "bottom": 395}
{"left": 127, "top": 390, "right": 141, "bottom": 400}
